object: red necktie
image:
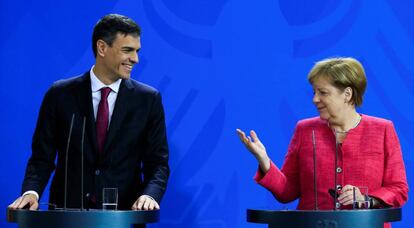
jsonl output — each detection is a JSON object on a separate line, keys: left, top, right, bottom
{"left": 96, "top": 87, "right": 111, "bottom": 154}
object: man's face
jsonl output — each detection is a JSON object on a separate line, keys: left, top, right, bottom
{"left": 100, "top": 33, "right": 141, "bottom": 81}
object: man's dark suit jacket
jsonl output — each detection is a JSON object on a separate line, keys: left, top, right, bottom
{"left": 21, "top": 72, "right": 169, "bottom": 210}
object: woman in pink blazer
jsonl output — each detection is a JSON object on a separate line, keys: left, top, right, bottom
{"left": 237, "top": 57, "right": 408, "bottom": 227}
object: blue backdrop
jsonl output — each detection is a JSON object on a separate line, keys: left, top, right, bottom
{"left": 1, "top": 0, "right": 413, "bottom": 227}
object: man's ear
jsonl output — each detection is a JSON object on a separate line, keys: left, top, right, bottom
{"left": 96, "top": 40, "right": 108, "bottom": 57}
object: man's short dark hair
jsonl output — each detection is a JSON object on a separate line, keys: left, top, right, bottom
{"left": 92, "top": 14, "right": 141, "bottom": 57}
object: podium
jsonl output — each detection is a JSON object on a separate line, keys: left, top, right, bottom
{"left": 7, "top": 208, "right": 159, "bottom": 228}
{"left": 247, "top": 208, "right": 402, "bottom": 228}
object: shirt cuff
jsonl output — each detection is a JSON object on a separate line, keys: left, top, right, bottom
{"left": 142, "top": 194, "right": 156, "bottom": 202}
{"left": 23, "top": 190, "right": 39, "bottom": 201}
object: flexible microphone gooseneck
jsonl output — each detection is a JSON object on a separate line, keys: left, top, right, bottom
{"left": 334, "top": 131, "right": 339, "bottom": 210}
{"left": 80, "top": 116, "right": 86, "bottom": 211}
{"left": 64, "top": 114, "right": 75, "bottom": 210}
{"left": 312, "top": 130, "right": 318, "bottom": 210}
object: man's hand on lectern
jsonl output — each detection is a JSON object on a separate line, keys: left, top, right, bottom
{"left": 8, "top": 194, "right": 39, "bottom": 210}
{"left": 132, "top": 195, "right": 160, "bottom": 210}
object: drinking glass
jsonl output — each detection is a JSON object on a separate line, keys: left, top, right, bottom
{"left": 353, "top": 186, "right": 369, "bottom": 209}
{"left": 102, "top": 188, "right": 118, "bottom": 210}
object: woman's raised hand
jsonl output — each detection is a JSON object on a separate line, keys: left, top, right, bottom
{"left": 236, "top": 129, "right": 270, "bottom": 172}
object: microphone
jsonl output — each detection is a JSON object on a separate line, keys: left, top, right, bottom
{"left": 80, "top": 116, "right": 86, "bottom": 211}
{"left": 64, "top": 114, "right": 75, "bottom": 210}
{"left": 312, "top": 130, "right": 318, "bottom": 210}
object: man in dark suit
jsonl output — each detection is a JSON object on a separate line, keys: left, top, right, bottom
{"left": 9, "top": 14, "right": 169, "bottom": 211}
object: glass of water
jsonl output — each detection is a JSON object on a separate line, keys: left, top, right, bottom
{"left": 353, "top": 186, "right": 369, "bottom": 209}
{"left": 102, "top": 188, "right": 118, "bottom": 210}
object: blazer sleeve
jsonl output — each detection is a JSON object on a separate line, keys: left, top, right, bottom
{"left": 370, "top": 121, "right": 409, "bottom": 207}
{"left": 141, "top": 91, "right": 170, "bottom": 203}
{"left": 254, "top": 123, "right": 301, "bottom": 203}
{"left": 21, "top": 84, "right": 59, "bottom": 197}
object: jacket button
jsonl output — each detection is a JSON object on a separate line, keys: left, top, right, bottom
{"left": 336, "top": 167, "right": 342, "bottom": 173}
{"left": 336, "top": 184, "right": 342, "bottom": 190}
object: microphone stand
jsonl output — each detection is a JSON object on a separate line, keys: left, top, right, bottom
{"left": 64, "top": 114, "right": 75, "bottom": 210}
{"left": 334, "top": 130, "right": 339, "bottom": 210}
{"left": 81, "top": 117, "right": 86, "bottom": 211}
{"left": 312, "top": 130, "right": 318, "bottom": 210}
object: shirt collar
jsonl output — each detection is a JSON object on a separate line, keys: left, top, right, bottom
{"left": 90, "top": 65, "right": 122, "bottom": 93}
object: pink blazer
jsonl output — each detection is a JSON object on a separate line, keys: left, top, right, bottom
{"left": 255, "top": 115, "right": 408, "bottom": 212}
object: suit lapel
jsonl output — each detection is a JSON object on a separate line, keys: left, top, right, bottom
{"left": 103, "top": 79, "right": 133, "bottom": 155}
{"left": 74, "top": 72, "right": 99, "bottom": 160}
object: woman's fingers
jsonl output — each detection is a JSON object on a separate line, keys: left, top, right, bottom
{"left": 236, "top": 129, "right": 248, "bottom": 143}
{"left": 250, "top": 130, "right": 259, "bottom": 142}
{"left": 337, "top": 185, "right": 364, "bottom": 206}
{"left": 338, "top": 192, "right": 354, "bottom": 205}
{"left": 237, "top": 128, "right": 267, "bottom": 157}
{"left": 237, "top": 129, "right": 254, "bottom": 145}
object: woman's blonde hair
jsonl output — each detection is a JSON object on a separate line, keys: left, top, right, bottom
{"left": 308, "top": 57, "right": 367, "bottom": 107}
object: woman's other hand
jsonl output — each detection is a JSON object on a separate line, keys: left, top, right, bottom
{"left": 338, "top": 185, "right": 365, "bottom": 206}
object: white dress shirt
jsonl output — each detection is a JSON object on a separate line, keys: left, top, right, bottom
{"left": 90, "top": 65, "right": 122, "bottom": 124}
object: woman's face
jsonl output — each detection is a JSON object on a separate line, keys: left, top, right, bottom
{"left": 312, "top": 77, "right": 350, "bottom": 122}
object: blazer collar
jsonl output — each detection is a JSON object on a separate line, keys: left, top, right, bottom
{"left": 103, "top": 78, "right": 134, "bottom": 156}
{"left": 75, "top": 73, "right": 135, "bottom": 160}
{"left": 74, "top": 72, "right": 99, "bottom": 161}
